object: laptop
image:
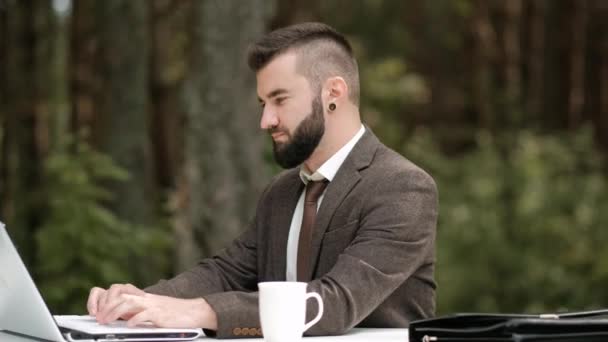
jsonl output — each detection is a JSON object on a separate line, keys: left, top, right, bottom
{"left": 0, "top": 222, "right": 204, "bottom": 341}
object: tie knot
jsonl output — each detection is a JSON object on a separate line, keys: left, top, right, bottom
{"left": 305, "top": 180, "right": 328, "bottom": 203}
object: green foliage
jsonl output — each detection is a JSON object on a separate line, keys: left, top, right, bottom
{"left": 36, "top": 135, "right": 172, "bottom": 314}
{"left": 362, "top": 57, "right": 430, "bottom": 146}
{"left": 404, "top": 126, "right": 608, "bottom": 314}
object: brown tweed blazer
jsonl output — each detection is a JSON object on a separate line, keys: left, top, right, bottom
{"left": 146, "top": 128, "right": 438, "bottom": 338}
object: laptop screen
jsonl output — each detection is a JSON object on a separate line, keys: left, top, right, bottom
{"left": 0, "top": 222, "right": 67, "bottom": 341}
{"left": 0, "top": 223, "right": 203, "bottom": 342}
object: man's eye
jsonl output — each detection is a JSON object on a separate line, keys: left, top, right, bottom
{"left": 275, "top": 97, "right": 286, "bottom": 105}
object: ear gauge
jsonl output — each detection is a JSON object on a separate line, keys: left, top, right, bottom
{"left": 328, "top": 103, "right": 336, "bottom": 111}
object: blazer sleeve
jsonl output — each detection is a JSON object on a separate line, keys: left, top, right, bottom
{"left": 144, "top": 221, "right": 259, "bottom": 298}
{"left": 142, "top": 177, "right": 285, "bottom": 339}
{"left": 144, "top": 177, "right": 282, "bottom": 300}
{"left": 144, "top": 222, "right": 260, "bottom": 338}
{"left": 305, "top": 165, "right": 438, "bottom": 335}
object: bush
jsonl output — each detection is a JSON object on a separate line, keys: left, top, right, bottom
{"left": 36, "top": 135, "right": 171, "bottom": 313}
{"left": 404, "top": 126, "right": 608, "bottom": 315}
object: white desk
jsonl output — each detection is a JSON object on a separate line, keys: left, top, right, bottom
{"left": 0, "top": 328, "right": 408, "bottom": 342}
{"left": 220, "top": 328, "right": 408, "bottom": 342}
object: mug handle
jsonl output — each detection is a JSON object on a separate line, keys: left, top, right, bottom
{"left": 303, "top": 292, "right": 324, "bottom": 333}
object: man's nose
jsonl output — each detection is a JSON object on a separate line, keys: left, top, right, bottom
{"left": 260, "top": 106, "right": 279, "bottom": 130}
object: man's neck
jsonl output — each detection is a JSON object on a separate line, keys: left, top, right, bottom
{"left": 304, "top": 119, "right": 362, "bottom": 173}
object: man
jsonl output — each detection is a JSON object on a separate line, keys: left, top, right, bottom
{"left": 87, "top": 22, "right": 438, "bottom": 338}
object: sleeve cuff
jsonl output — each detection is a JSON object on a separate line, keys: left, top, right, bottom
{"left": 202, "top": 292, "right": 262, "bottom": 339}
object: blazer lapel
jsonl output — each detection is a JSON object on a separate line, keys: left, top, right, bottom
{"left": 306, "top": 128, "right": 380, "bottom": 280}
{"left": 269, "top": 171, "right": 304, "bottom": 281}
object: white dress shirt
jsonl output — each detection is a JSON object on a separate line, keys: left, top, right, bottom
{"left": 286, "top": 125, "right": 366, "bottom": 281}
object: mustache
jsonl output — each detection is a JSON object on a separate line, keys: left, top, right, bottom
{"left": 268, "top": 126, "right": 288, "bottom": 135}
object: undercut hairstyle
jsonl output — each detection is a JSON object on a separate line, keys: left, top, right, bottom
{"left": 247, "top": 22, "right": 360, "bottom": 106}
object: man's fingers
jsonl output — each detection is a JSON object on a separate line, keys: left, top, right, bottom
{"left": 100, "top": 301, "right": 130, "bottom": 324}
{"left": 102, "top": 284, "right": 143, "bottom": 314}
{"left": 87, "top": 287, "right": 106, "bottom": 316}
{"left": 100, "top": 294, "right": 145, "bottom": 324}
{"left": 103, "top": 284, "right": 124, "bottom": 308}
{"left": 123, "top": 283, "right": 146, "bottom": 296}
{"left": 97, "top": 293, "right": 130, "bottom": 323}
{"left": 88, "top": 284, "right": 145, "bottom": 321}
{"left": 91, "top": 291, "right": 108, "bottom": 320}
{"left": 127, "top": 308, "right": 155, "bottom": 328}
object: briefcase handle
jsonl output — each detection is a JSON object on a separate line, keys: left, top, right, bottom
{"left": 554, "top": 309, "right": 608, "bottom": 319}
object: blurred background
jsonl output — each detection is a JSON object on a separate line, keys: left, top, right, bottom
{"left": 1, "top": 0, "right": 607, "bottom": 316}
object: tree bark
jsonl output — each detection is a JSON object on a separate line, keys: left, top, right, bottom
{"left": 269, "top": 0, "right": 319, "bottom": 30}
{"left": 148, "top": 0, "right": 193, "bottom": 273}
{"left": 177, "top": 0, "right": 271, "bottom": 270}
{"left": 502, "top": 0, "right": 522, "bottom": 114}
{"left": 524, "top": 0, "right": 545, "bottom": 123}
{"left": 96, "top": 0, "right": 154, "bottom": 224}
{"left": 583, "top": 0, "right": 608, "bottom": 153}
{"left": 71, "top": 0, "right": 155, "bottom": 225}
{"left": 1, "top": 0, "right": 54, "bottom": 266}
{"left": 567, "top": 0, "right": 588, "bottom": 129}
{"left": 542, "top": 0, "right": 572, "bottom": 129}
{"left": 0, "top": 0, "right": 7, "bottom": 219}
{"left": 149, "top": 0, "right": 191, "bottom": 191}
{"left": 471, "top": 0, "right": 498, "bottom": 130}
{"left": 69, "top": 0, "right": 100, "bottom": 137}
{"left": 70, "top": 0, "right": 160, "bottom": 284}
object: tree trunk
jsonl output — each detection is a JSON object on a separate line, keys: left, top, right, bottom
{"left": 542, "top": 0, "right": 571, "bottom": 130}
{"left": 585, "top": 0, "right": 608, "bottom": 153}
{"left": 524, "top": 0, "right": 545, "bottom": 123}
{"left": 177, "top": 0, "right": 271, "bottom": 270}
{"left": 70, "top": 0, "right": 159, "bottom": 284}
{"left": 96, "top": 0, "right": 154, "bottom": 224}
{"left": 269, "top": 0, "right": 319, "bottom": 30}
{"left": 69, "top": 0, "right": 100, "bottom": 137}
{"left": 1, "top": 0, "right": 54, "bottom": 267}
{"left": 149, "top": 0, "right": 191, "bottom": 191}
{"left": 0, "top": 0, "right": 7, "bottom": 219}
{"left": 471, "top": 0, "right": 498, "bottom": 130}
{"left": 502, "top": 0, "right": 522, "bottom": 118}
{"left": 71, "top": 0, "right": 155, "bottom": 225}
{"left": 567, "top": 0, "right": 588, "bottom": 129}
{"left": 149, "top": 0, "right": 193, "bottom": 273}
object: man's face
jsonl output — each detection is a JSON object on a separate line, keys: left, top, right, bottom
{"left": 256, "top": 53, "right": 325, "bottom": 169}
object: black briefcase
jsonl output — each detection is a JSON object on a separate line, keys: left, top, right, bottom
{"left": 409, "top": 309, "right": 608, "bottom": 342}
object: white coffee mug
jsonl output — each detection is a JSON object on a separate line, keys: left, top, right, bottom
{"left": 258, "top": 281, "right": 324, "bottom": 342}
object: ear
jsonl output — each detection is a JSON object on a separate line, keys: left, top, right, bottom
{"left": 322, "top": 76, "right": 349, "bottom": 108}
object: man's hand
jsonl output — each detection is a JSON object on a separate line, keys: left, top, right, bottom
{"left": 86, "top": 284, "right": 218, "bottom": 330}
{"left": 87, "top": 283, "right": 145, "bottom": 320}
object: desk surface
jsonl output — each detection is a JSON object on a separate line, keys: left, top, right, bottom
{"left": 1, "top": 328, "right": 409, "bottom": 342}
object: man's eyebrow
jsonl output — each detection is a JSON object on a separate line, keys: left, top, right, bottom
{"left": 258, "top": 88, "right": 289, "bottom": 103}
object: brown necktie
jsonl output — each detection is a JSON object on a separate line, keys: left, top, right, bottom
{"left": 297, "top": 180, "right": 328, "bottom": 282}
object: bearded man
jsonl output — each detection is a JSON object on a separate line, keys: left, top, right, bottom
{"left": 87, "top": 22, "right": 438, "bottom": 339}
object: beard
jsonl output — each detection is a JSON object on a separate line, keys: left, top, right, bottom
{"left": 270, "top": 94, "right": 325, "bottom": 169}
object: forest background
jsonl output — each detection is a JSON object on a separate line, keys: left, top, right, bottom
{"left": 1, "top": 0, "right": 607, "bottom": 316}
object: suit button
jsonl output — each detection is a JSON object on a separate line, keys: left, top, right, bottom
{"left": 241, "top": 328, "right": 249, "bottom": 335}
{"left": 233, "top": 328, "right": 241, "bottom": 336}
{"left": 256, "top": 328, "right": 263, "bottom": 336}
{"left": 249, "top": 328, "right": 258, "bottom": 336}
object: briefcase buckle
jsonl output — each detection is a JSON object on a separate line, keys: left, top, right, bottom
{"left": 539, "top": 313, "right": 559, "bottom": 319}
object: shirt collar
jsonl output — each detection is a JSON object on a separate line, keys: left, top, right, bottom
{"left": 299, "top": 125, "right": 365, "bottom": 184}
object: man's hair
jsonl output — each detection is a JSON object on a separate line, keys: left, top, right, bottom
{"left": 247, "top": 22, "right": 360, "bottom": 106}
